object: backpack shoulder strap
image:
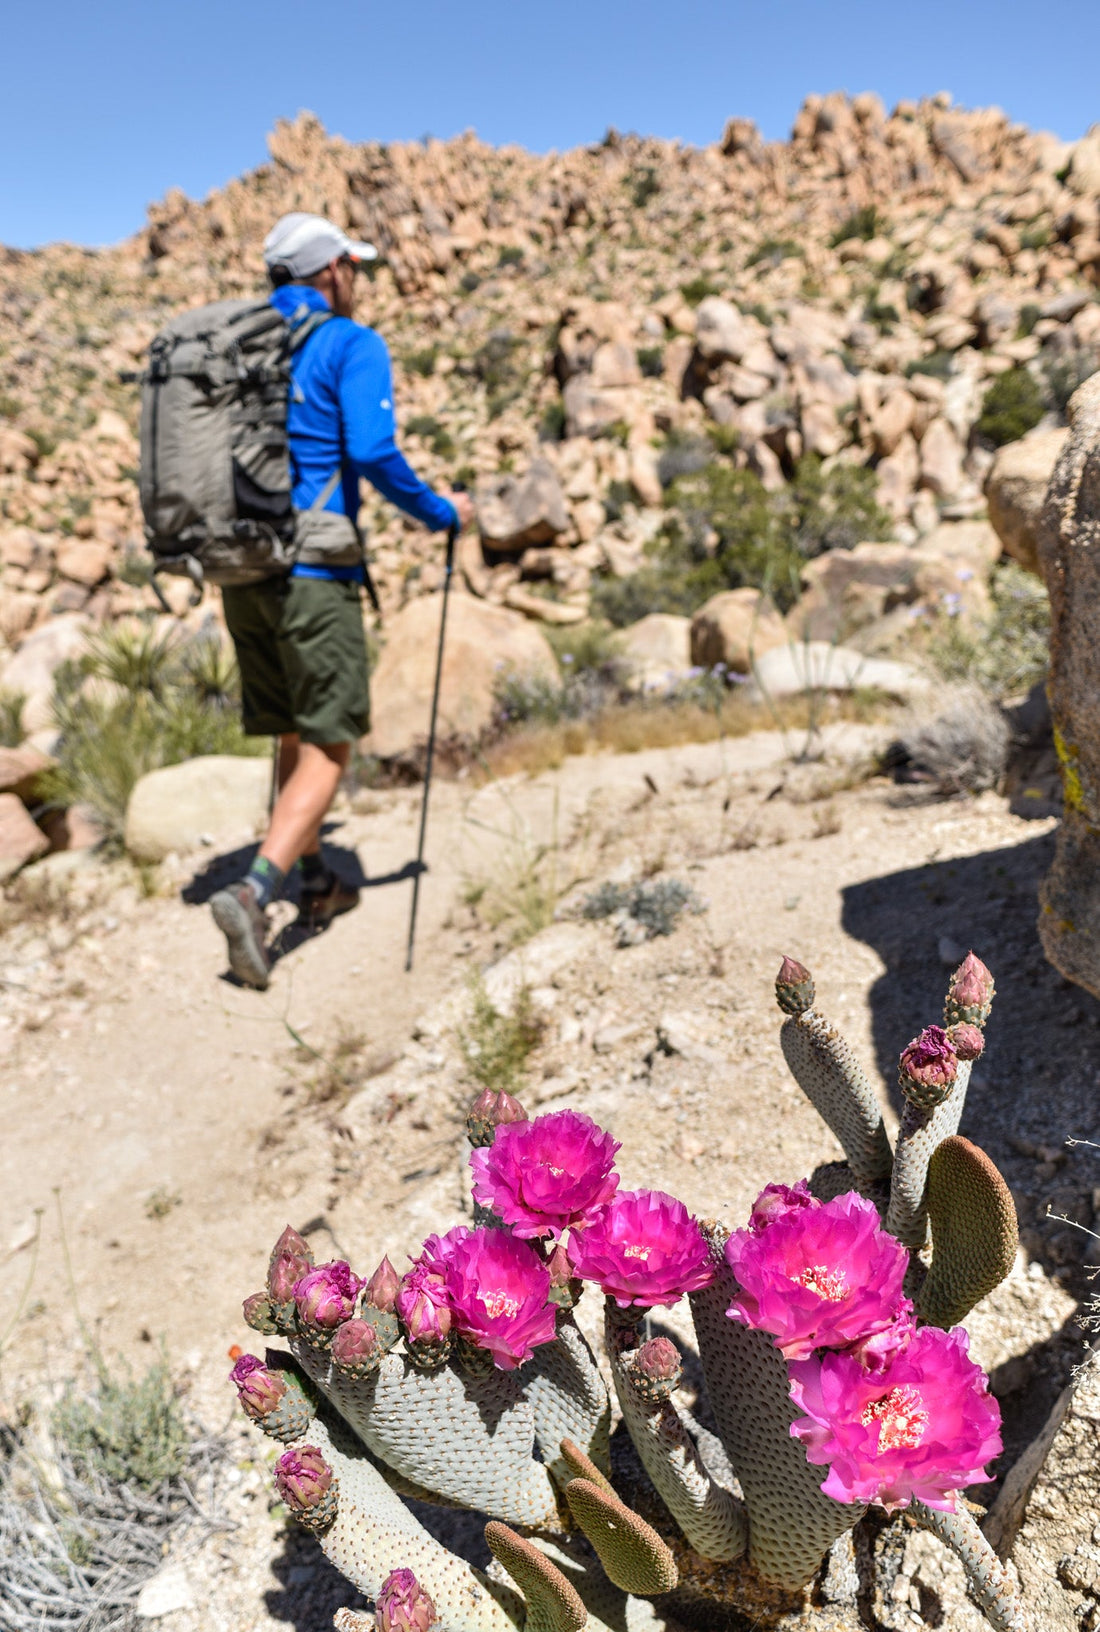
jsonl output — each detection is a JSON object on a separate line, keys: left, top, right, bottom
{"left": 285, "top": 306, "right": 335, "bottom": 355}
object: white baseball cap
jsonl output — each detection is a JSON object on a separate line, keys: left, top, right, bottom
{"left": 263, "top": 212, "right": 378, "bottom": 279}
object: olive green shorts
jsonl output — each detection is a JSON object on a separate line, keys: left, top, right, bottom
{"left": 222, "top": 575, "right": 371, "bottom": 745}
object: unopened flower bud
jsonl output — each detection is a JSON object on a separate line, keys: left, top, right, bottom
{"left": 466, "top": 1085, "right": 529, "bottom": 1149}
{"left": 375, "top": 1569, "right": 438, "bottom": 1632}
{"left": 546, "top": 1240, "right": 580, "bottom": 1310}
{"left": 629, "top": 1335, "right": 683, "bottom": 1404}
{"left": 268, "top": 1225, "right": 313, "bottom": 1308}
{"left": 332, "top": 1318, "right": 382, "bottom": 1379}
{"left": 397, "top": 1269, "right": 451, "bottom": 1342}
{"left": 275, "top": 1444, "right": 338, "bottom": 1530}
{"left": 775, "top": 956, "right": 815, "bottom": 1016}
{"left": 948, "top": 1022, "right": 985, "bottom": 1062}
{"left": 899, "top": 1025, "right": 959, "bottom": 1111}
{"left": 293, "top": 1261, "right": 363, "bottom": 1343}
{"left": 230, "top": 1353, "right": 286, "bottom": 1419}
{"left": 363, "top": 1255, "right": 401, "bottom": 1314}
{"left": 242, "top": 1292, "right": 278, "bottom": 1334}
{"left": 945, "top": 951, "right": 995, "bottom": 1027}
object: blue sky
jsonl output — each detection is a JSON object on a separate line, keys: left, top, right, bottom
{"left": 3, "top": 0, "right": 1097, "bottom": 249}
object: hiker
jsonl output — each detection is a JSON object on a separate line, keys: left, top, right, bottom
{"left": 209, "top": 212, "right": 474, "bottom": 989}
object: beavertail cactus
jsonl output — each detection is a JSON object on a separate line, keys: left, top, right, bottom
{"left": 233, "top": 948, "right": 1028, "bottom": 1632}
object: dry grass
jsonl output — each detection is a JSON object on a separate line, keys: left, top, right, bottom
{"left": 475, "top": 690, "right": 897, "bottom": 782}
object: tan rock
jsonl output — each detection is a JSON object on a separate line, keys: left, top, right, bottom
{"left": 477, "top": 458, "right": 569, "bottom": 552}
{"left": 0, "top": 429, "right": 38, "bottom": 475}
{"left": 1066, "top": 124, "right": 1100, "bottom": 197}
{"left": 800, "top": 401, "right": 844, "bottom": 457}
{"left": 619, "top": 613, "right": 692, "bottom": 690}
{"left": 368, "top": 594, "right": 558, "bottom": 759}
{"left": 693, "top": 297, "right": 751, "bottom": 364}
{"left": 124, "top": 755, "right": 272, "bottom": 863}
{"left": 870, "top": 388, "right": 916, "bottom": 455}
{"left": 0, "top": 614, "right": 89, "bottom": 731}
{"left": 503, "top": 586, "right": 587, "bottom": 624}
{"left": 788, "top": 543, "right": 918, "bottom": 643}
{"left": 876, "top": 431, "right": 921, "bottom": 518}
{"left": 628, "top": 445, "right": 662, "bottom": 508}
{"left": 571, "top": 498, "right": 605, "bottom": 543}
{"left": 0, "top": 744, "right": 52, "bottom": 802}
{"left": 56, "top": 539, "right": 112, "bottom": 587}
{"left": 690, "top": 589, "right": 786, "bottom": 674}
{"left": 914, "top": 518, "right": 1002, "bottom": 572}
{"left": 0, "top": 792, "right": 48, "bottom": 880}
{"left": 919, "top": 416, "right": 965, "bottom": 497}
{"left": 986, "top": 427, "right": 1069, "bottom": 574}
{"left": 590, "top": 341, "right": 640, "bottom": 390}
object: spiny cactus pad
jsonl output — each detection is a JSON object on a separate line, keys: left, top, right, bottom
{"left": 606, "top": 1320, "right": 748, "bottom": 1562}
{"left": 526, "top": 1320, "right": 611, "bottom": 1492}
{"left": 563, "top": 1477, "right": 679, "bottom": 1595}
{"left": 690, "top": 1226, "right": 864, "bottom": 1589}
{"left": 559, "top": 1436, "right": 616, "bottom": 1496}
{"left": 289, "top": 1337, "right": 564, "bottom": 1528}
{"left": 917, "top": 1137, "right": 1018, "bottom": 1328}
{"left": 909, "top": 1501, "right": 1026, "bottom": 1632}
{"left": 779, "top": 1009, "right": 893, "bottom": 1193}
{"left": 484, "top": 1524, "right": 588, "bottom": 1632}
{"left": 885, "top": 1059, "right": 973, "bottom": 1248}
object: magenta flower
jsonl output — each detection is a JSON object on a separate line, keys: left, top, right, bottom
{"left": 413, "top": 1226, "right": 470, "bottom": 1275}
{"left": 847, "top": 1303, "right": 915, "bottom": 1375}
{"left": 899, "top": 1026, "right": 958, "bottom": 1095}
{"left": 229, "top": 1353, "right": 286, "bottom": 1418}
{"left": 439, "top": 1227, "right": 556, "bottom": 1369}
{"left": 725, "top": 1190, "right": 908, "bottom": 1360}
{"left": 397, "top": 1265, "right": 452, "bottom": 1342}
{"left": 293, "top": 1260, "right": 362, "bottom": 1330}
{"left": 789, "top": 1325, "right": 1002, "bottom": 1512}
{"left": 375, "top": 1569, "right": 438, "bottom": 1632}
{"left": 274, "top": 1444, "right": 335, "bottom": 1512}
{"left": 469, "top": 1110, "right": 621, "bottom": 1239}
{"left": 567, "top": 1189, "right": 714, "bottom": 1308}
{"left": 466, "top": 1085, "right": 529, "bottom": 1147}
{"left": 749, "top": 1180, "right": 817, "bottom": 1231}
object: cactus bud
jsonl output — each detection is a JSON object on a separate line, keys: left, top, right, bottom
{"left": 293, "top": 1261, "right": 363, "bottom": 1347}
{"left": 945, "top": 951, "right": 994, "bottom": 1027}
{"left": 242, "top": 1291, "right": 278, "bottom": 1334}
{"left": 267, "top": 1225, "right": 314, "bottom": 1330}
{"left": 230, "top": 1353, "right": 286, "bottom": 1419}
{"left": 775, "top": 956, "right": 815, "bottom": 1016}
{"left": 398, "top": 1266, "right": 453, "bottom": 1369}
{"left": 274, "top": 1444, "right": 338, "bottom": 1531}
{"left": 899, "top": 1025, "right": 959, "bottom": 1111}
{"left": 466, "top": 1085, "right": 528, "bottom": 1149}
{"left": 331, "top": 1317, "right": 382, "bottom": 1379}
{"left": 363, "top": 1254, "right": 400, "bottom": 1313}
{"left": 547, "top": 1240, "right": 582, "bottom": 1310}
{"left": 947, "top": 1022, "right": 985, "bottom": 1062}
{"left": 375, "top": 1569, "right": 438, "bottom": 1632}
{"left": 628, "top": 1336, "right": 683, "bottom": 1404}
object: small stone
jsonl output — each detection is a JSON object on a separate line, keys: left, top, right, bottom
{"left": 136, "top": 1564, "right": 194, "bottom": 1619}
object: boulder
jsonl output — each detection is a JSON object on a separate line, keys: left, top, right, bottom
{"left": 693, "top": 297, "right": 751, "bottom": 364}
{"left": 986, "top": 427, "right": 1069, "bottom": 575}
{"left": 477, "top": 458, "right": 569, "bottom": 553}
{"left": 919, "top": 416, "right": 966, "bottom": 497}
{"left": 748, "top": 641, "right": 928, "bottom": 702}
{"left": 0, "top": 793, "right": 48, "bottom": 880}
{"left": 690, "top": 589, "right": 786, "bottom": 673}
{"left": 787, "top": 543, "right": 918, "bottom": 644}
{"left": 1036, "top": 373, "right": 1100, "bottom": 999}
{"left": 124, "top": 755, "right": 272, "bottom": 863}
{"left": 56, "top": 539, "right": 112, "bottom": 587}
{"left": 619, "top": 613, "right": 692, "bottom": 690}
{"left": 0, "top": 615, "right": 89, "bottom": 732}
{"left": 368, "top": 593, "right": 558, "bottom": 760}
{"left": 0, "top": 744, "right": 52, "bottom": 802}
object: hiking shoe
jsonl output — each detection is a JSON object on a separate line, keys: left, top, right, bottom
{"left": 298, "top": 869, "right": 360, "bottom": 930}
{"left": 211, "top": 883, "right": 272, "bottom": 990}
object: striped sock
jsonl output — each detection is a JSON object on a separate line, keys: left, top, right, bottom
{"left": 245, "top": 855, "right": 285, "bottom": 909}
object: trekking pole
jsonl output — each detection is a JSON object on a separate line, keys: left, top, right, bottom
{"left": 405, "top": 516, "right": 460, "bottom": 972}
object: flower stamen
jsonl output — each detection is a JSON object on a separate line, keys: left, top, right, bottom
{"left": 794, "top": 1264, "right": 850, "bottom": 1301}
{"left": 861, "top": 1384, "right": 929, "bottom": 1451}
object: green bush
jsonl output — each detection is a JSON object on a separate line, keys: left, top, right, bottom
{"left": 539, "top": 401, "right": 566, "bottom": 442}
{"left": 680, "top": 276, "right": 721, "bottom": 308}
{"left": 53, "top": 1358, "right": 189, "bottom": 1490}
{"left": 457, "top": 976, "right": 543, "bottom": 1095}
{"left": 976, "top": 366, "right": 1045, "bottom": 446}
{"left": 829, "top": 206, "right": 884, "bottom": 246}
{"left": 906, "top": 351, "right": 954, "bottom": 381}
{"left": 497, "top": 245, "right": 525, "bottom": 268}
{"left": 630, "top": 168, "right": 661, "bottom": 209}
{"left": 637, "top": 345, "right": 665, "bottom": 378}
{"left": 745, "top": 239, "right": 802, "bottom": 269}
{"left": 0, "top": 687, "right": 27, "bottom": 748}
{"left": 404, "top": 346, "right": 438, "bottom": 377}
{"left": 928, "top": 562, "right": 1051, "bottom": 699}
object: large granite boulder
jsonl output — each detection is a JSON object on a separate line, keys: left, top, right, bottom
{"left": 125, "top": 755, "right": 272, "bottom": 862}
{"left": 1036, "top": 372, "right": 1100, "bottom": 998}
{"left": 986, "top": 427, "right": 1069, "bottom": 575}
{"left": 690, "top": 588, "right": 787, "bottom": 673}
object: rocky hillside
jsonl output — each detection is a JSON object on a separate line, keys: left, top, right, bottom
{"left": 1, "top": 94, "right": 1099, "bottom": 646}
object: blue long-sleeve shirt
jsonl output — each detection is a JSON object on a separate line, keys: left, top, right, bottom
{"left": 270, "top": 284, "right": 457, "bottom": 578}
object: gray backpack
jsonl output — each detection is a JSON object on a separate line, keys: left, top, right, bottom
{"left": 138, "top": 297, "right": 367, "bottom": 593}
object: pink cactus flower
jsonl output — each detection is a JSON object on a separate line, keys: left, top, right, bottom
{"left": 413, "top": 1226, "right": 470, "bottom": 1275}
{"left": 725, "top": 1190, "right": 908, "bottom": 1360}
{"left": 274, "top": 1444, "right": 334, "bottom": 1512}
{"left": 749, "top": 1180, "right": 818, "bottom": 1231}
{"left": 847, "top": 1303, "right": 915, "bottom": 1375}
{"left": 439, "top": 1227, "right": 556, "bottom": 1369}
{"left": 363, "top": 1255, "right": 401, "bottom": 1313}
{"left": 567, "top": 1188, "right": 714, "bottom": 1308}
{"left": 788, "top": 1325, "right": 1002, "bottom": 1512}
{"left": 397, "top": 1265, "right": 452, "bottom": 1342}
{"left": 899, "top": 1026, "right": 958, "bottom": 1093}
{"left": 293, "top": 1260, "right": 362, "bottom": 1330}
{"left": 375, "top": 1568, "right": 438, "bottom": 1632}
{"left": 268, "top": 1224, "right": 313, "bottom": 1305}
{"left": 229, "top": 1353, "right": 286, "bottom": 1418}
{"left": 469, "top": 1109, "right": 621, "bottom": 1239}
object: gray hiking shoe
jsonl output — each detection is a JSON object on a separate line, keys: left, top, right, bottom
{"left": 299, "top": 869, "right": 360, "bottom": 930}
{"left": 211, "top": 882, "right": 272, "bottom": 990}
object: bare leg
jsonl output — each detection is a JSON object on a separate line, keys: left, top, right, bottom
{"left": 260, "top": 740, "right": 349, "bottom": 876}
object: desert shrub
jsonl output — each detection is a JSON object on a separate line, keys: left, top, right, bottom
{"left": 53, "top": 1358, "right": 189, "bottom": 1490}
{"left": 630, "top": 168, "right": 661, "bottom": 209}
{"left": 976, "top": 366, "right": 1045, "bottom": 446}
{"left": 0, "top": 688, "right": 27, "bottom": 748}
{"left": 497, "top": 245, "right": 525, "bottom": 267}
{"left": 656, "top": 431, "right": 711, "bottom": 487}
{"left": 637, "top": 345, "right": 665, "bottom": 377}
{"left": 680, "top": 276, "right": 721, "bottom": 308}
{"left": 403, "top": 345, "right": 438, "bottom": 377}
{"left": 905, "top": 351, "right": 954, "bottom": 381}
{"left": 495, "top": 627, "right": 629, "bottom": 727}
{"left": 929, "top": 561, "right": 1051, "bottom": 698}
{"left": 884, "top": 685, "right": 1010, "bottom": 796}
{"left": 1042, "top": 345, "right": 1100, "bottom": 417}
{"left": 746, "top": 238, "right": 802, "bottom": 269}
{"left": 178, "top": 632, "right": 240, "bottom": 711}
{"left": 829, "top": 206, "right": 884, "bottom": 246}
{"left": 84, "top": 620, "right": 180, "bottom": 700}
{"left": 581, "top": 877, "right": 704, "bottom": 939}
{"left": 1016, "top": 303, "right": 1041, "bottom": 339}
{"left": 539, "top": 401, "right": 566, "bottom": 442}
{"left": 457, "top": 977, "right": 544, "bottom": 1093}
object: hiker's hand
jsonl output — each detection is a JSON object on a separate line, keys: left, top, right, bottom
{"left": 444, "top": 490, "right": 475, "bottom": 530}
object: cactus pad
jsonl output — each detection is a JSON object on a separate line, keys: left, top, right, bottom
{"left": 484, "top": 1525, "right": 587, "bottom": 1632}
{"left": 690, "top": 1226, "right": 863, "bottom": 1589}
{"left": 559, "top": 1437, "right": 615, "bottom": 1497}
{"left": 909, "top": 1501, "right": 1026, "bottom": 1632}
{"left": 780, "top": 1010, "right": 893, "bottom": 1193}
{"left": 527, "top": 1320, "right": 611, "bottom": 1492}
{"left": 885, "top": 1059, "right": 972, "bottom": 1249}
{"left": 250, "top": 1351, "right": 318, "bottom": 1442}
{"left": 917, "top": 1137, "right": 1018, "bottom": 1328}
{"left": 563, "top": 1478, "right": 679, "bottom": 1595}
